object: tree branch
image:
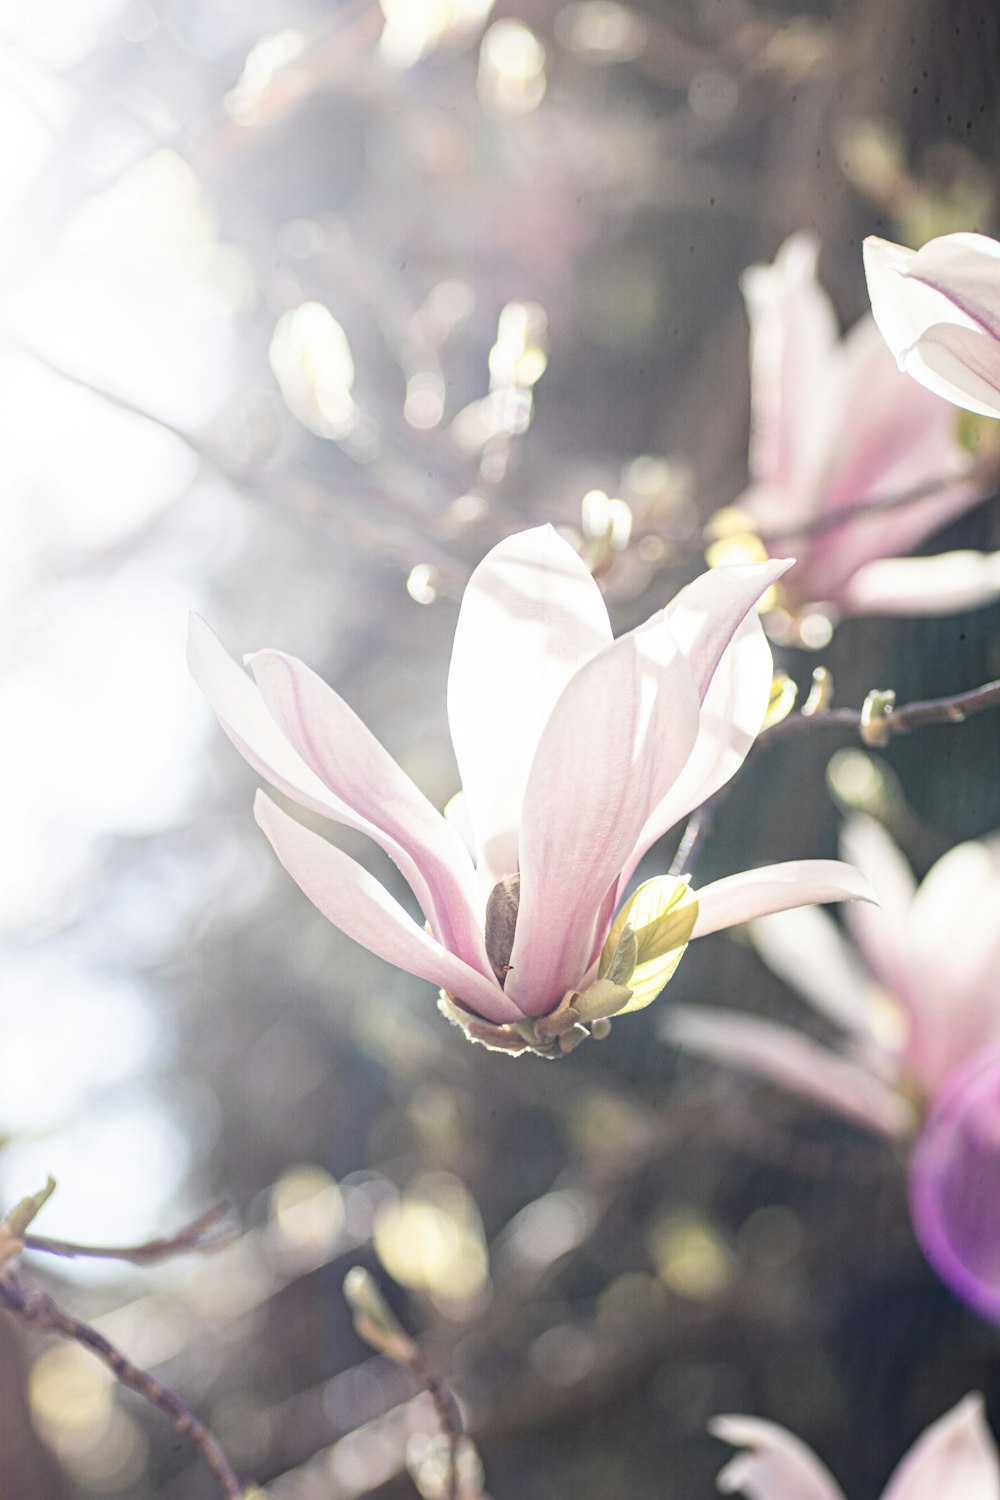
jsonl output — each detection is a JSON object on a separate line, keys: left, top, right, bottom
{"left": 23, "top": 1202, "right": 234, "bottom": 1266}
{"left": 670, "top": 676, "right": 1000, "bottom": 878}
{"left": 0, "top": 1269, "right": 243, "bottom": 1500}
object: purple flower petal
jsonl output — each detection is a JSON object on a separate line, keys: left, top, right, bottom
{"left": 909, "top": 1042, "right": 1000, "bottom": 1324}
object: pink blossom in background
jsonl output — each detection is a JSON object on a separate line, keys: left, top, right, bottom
{"left": 864, "top": 231, "right": 1000, "bottom": 420}
{"left": 188, "top": 525, "right": 871, "bottom": 1054}
{"left": 667, "top": 817, "right": 1000, "bottom": 1320}
{"left": 720, "top": 234, "right": 994, "bottom": 632}
{"left": 711, "top": 1392, "right": 999, "bottom": 1500}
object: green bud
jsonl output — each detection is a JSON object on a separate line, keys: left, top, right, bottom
{"left": 574, "top": 977, "right": 634, "bottom": 1022}
{"left": 343, "top": 1267, "right": 417, "bottom": 1364}
{"left": 860, "top": 688, "right": 896, "bottom": 747}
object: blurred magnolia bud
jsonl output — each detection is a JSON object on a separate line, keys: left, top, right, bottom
{"left": 343, "top": 1266, "right": 418, "bottom": 1364}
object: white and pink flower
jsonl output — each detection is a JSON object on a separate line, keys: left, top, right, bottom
{"left": 720, "top": 234, "right": 992, "bottom": 630}
{"left": 711, "top": 1392, "right": 999, "bottom": 1500}
{"left": 865, "top": 230, "right": 1000, "bottom": 420}
{"left": 188, "top": 525, "right": 871, "bottom": 1056}
{"left": 668, "top": 817, "right": 1000, "bottom": 1319}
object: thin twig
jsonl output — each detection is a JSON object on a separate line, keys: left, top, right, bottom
{"left": 407, "top": 1348, "right": 465, "bottom": 1500}
{"left": 24, "top": 1202, "right": 235, "bottom": 1266}
{"left": 673, "top": 675, "right": 1000, "bottom": 876}
{"left": 0, "top": 1269, "right": 243, "bottom": 1500}
{"left": 758, "top": 675, "right": 1000, "bottom": 747}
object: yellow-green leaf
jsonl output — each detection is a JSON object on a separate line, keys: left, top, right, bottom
{"left": 599, "top": 877, "right": 698, "bottom": 1014}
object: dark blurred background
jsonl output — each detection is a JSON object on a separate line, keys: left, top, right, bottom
{"left": 3, "top": 0, "right": 1000, "bottom": 1496}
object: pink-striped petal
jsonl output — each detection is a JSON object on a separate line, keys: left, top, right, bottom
{"left": 666, "top": 1008, "right": 912, "bottom": 1137}
{"left": 620, "top": 561, "right": 787, "bottom": 892}
{"left": 903, "top": 838, "right": 1000, "bottom": 1091}
{"left": 864, "top": 236, "right": 977, "bottom": 366}
{"left": 248, "top": 647, "right": 489, "bottom": 974}
{"left": 188, "top": 613, "right": 349, "bottom": 820}
{"left": 881, "top": 1395, "right": 1000, "bottom": 1500}
{"left": 254, "top": 793, "right": 521, "bottom": 1024}
{"left": 691, "top": 860, "right": 877, "bottom": 939}
{"left": 505, "top": 611, "right": 701, "bottom": 1015}
{"left": 446, "top": 525, "right": 613, "bottom": 894}
{"left": 741, "top": 233, "right": 841, "bottom": 505}
{"left": 791, "top": 317, "right": 981, "bottom": 606}
{"left": 709, "top": 1414, "right": 848, "bottom": 1500}
{"left": 909, "top": 1043, "right": 1000, "bottom": 1325}
{"left": 189, "top": 616, "right": 483, "bottom": 971}
{"left": 864, "top": 234, "right": 1000, "bottom": 419}
{"left": 840, "top": 551, "right": 1000, "bottom": 617}
{"left": 900, "top": 232, "right": 1000, "bottom": 340}
{"left": 906, "top": 322, "right": 1000, "bottom": 420}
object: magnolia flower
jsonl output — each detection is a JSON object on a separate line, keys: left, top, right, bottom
{"left": 712, "top": 233, "right": 991, "bottom": 635}
{"left": 667, "top": 817, "right": 1000, "bottom": 1318}
{"left": 711, "top": 1392, "right": 999, "bottom": 1500}
{"left": 188, "top": 526, "right": 871, "bottom": 1057}
{"left": 864, "top": 230, "right": 1000, "bottom": 420}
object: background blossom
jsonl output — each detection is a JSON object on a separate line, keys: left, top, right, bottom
{"left": 723, "top": 234, "right": 992, "bottom": 628}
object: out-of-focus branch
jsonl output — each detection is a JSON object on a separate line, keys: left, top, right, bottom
{"left": 751, "top": 460, "right": 999, "bottom": 545}
{"left": 0, "top": 1270, "right": 244, "bottom": 1499}
{"left": 344, "top": 1268, "right": 469, "bottom": 1500}
{"left": 24, "top": 1202, "right": 235, "bottom": 1265}
{"left": 0, "top": 334, "right": 470, "bottom": 590}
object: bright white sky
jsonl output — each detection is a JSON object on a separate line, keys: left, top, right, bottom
{"left": 0, "top": 1, "right": 245, "bottom": 1253}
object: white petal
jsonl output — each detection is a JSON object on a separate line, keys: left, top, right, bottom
{"left": 446, "top": 525, "right": 612, "bottom": 893}
{"left": 741, "top": 233, "right": 841, "bottom": 505}
{"left": 666, "top": 1008, "right": 912, "bottom": 1136}
{"left": 905, "top": 324, "right": 1000, "bottom": 420}
{"left": 691, "top": 860, "right": 877, "bottom": 939}
{"left": 838, "top": 816, "right": 916, "bottom": 1015}
{"left": 841, "top": 552, "right": 1000, "bottom": 616}
{"left": 751, "top": 905, "right": 879, "bottom": 1044}
{"left": 505, "top": 610, "right": 701, "bottom": 1015}
{"left": 254, "top": 793, "right": 522, "bottom": 1024}
{"left": 189, "top": 616, "right": 486, "bottom": 972}
{"left": 619, "top": 560, "right": 789, "bottom": 890}
{"left": 864, "top": 235, "right": 1000, "bottom": 418}
{"left": 901, "top": 232, "right": 1000, "bottom": 340}
{"left": 248, "top": 647, "right": 489, "bottom": 973}
{"left": 188, "top": 614, "right": 345, "bottom": 818}
{"left": 710, "top": 1414, "right": 848, "bottom": 1500}
{"left": 864, "top": 235, "right": 980, "bottom": 366}
{"left": 902, "top": 839, "right": 1000, "bottom": 1090}
{"left": 881, "top": 1394, "right": 1000, "bottom": 1500}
